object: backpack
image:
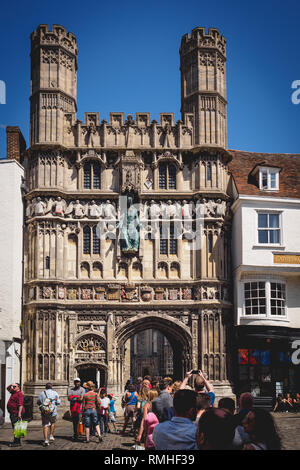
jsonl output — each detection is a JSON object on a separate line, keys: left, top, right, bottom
{"left": 39, "top": 390, "right": 55, "bottom": 415}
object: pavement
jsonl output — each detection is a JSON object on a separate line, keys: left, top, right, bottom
{"left": 0, "top": 413, "right": 299, "bottom": 451}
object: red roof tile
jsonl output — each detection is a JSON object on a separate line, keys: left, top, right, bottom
{"left": 228, "top": 149, "right": 300, "bottom": 199}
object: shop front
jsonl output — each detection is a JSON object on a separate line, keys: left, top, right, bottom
{"left": 234, "top": 326, "right": 300, "bottom": 399}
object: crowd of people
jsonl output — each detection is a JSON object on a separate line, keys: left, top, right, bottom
{"left": 273, "top": 393, "right": 300, "bottom": 412}
{"left": 3, "top": 371, "right": 286, "bottom": 449}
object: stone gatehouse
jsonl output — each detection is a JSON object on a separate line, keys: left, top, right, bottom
{"left": 23, "top": 24, "right": 234, "bottom": 416}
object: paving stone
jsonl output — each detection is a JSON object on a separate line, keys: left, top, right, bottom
{"left": 0, "top": 413, "right": 299, "bottom": 450}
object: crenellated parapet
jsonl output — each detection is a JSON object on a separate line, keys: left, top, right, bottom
{"left": 63, "top": 112, "right": 194, "bottom": 149}
{"left": 30, "top": 24, "right": 78, "bottom": 57}
{"left": 180, "top": 27, "right": 226, "bottom": 58}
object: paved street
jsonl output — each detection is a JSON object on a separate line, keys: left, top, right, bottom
{"left": 0, "top": 413, "right": 299, "bottom": 450}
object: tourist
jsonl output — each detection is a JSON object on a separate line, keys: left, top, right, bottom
{"left": 153, "top": 389, "right": 198, "bottom": 450}
{"left": 181, "top": 370, "right": 215, "bottom": 406}
{"left": 233, "top": 392, "right": 254, "bottom": 425}
{"left": 194, "top": 393, "right": 211, "bottom": 425}
{"left": 273, "top": 394, "right": 287, "bottom": 413}
{"left": 242, "top": 409, "right": 281, "bottom": 450}
{"left": 144, "top": 375, "right": 152, "bottom": 389}
{"left": 143, "top": 390, "right": 159, "bottom": 450}
{"left": 232, "top": 392, "right": 254, "bottom": 449}
{"left": 172, "top": 381, "right": 182, "bottom": 397}
{"left": 81, "top": 381, "right": 102, "bottom": 443}
{"left": 99, "top": 389, "right": 110, "bottom": 435}
{"left": 152, "top": 377, "right": 173, "bottom": 422}
{"left": 135, "top": 385, "right": 150, "bottom": 436}
{"left": 151, "top": 377, "right": 160, "bottom": 393}
{"left": 197, "top": 407, "right": 235, "bottom": 450}
{"left": 142, "top": 378, "right": 151, "bottom": 389}
{"left": 120, "top": 384, "right": 138, "bottom": 435}
{"left": 218, "top": 397, "right": 235, "bottom": 415}
{"left": 135, "top": 377, "right": 143, "bottom": 394}
{"left": 285, "top": 393, "right": 293, "bottom": 412}
{"left": 68, "top": 377, "right": 85, "bottom": 441}
{"left": 293, "top": 392, "right": 300, "bottom": 412}
{"left": 6, "top": 383, "right": 25, "bottom": 447}
{"left": 136, "top": 388, "right": 157, "bottom": 443}
{"left": 37, "top": 382, "right": 61, "bottom": 447}
{"left": 108, "top": 394, "right": 117, "bottom": 433}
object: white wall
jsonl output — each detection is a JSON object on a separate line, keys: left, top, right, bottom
{"left": 232, "top": 197, "right": 300, "bottom": 268}
{"left": 232, "top": 196, "right": 300, "bottom": 329}
{"left": 0, "top": 160, "right": 24, "bottom": 419}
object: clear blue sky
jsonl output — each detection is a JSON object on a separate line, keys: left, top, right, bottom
{"left": 0, "top": 0, "right": 299, "bottom": 157}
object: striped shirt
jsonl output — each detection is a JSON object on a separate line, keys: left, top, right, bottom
{"left": 82, "top": 391, "right": 100, "bottom": 410}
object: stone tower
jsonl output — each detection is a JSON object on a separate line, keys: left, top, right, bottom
{"left": 30, "top": 24, "right": 78, "bottom": 145}
{"left": 180, "top": 27, "right": 227, "bottom": 148}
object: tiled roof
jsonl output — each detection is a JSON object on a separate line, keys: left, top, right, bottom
{"left": 228, "top": 149, "right": 300, "bottom": 199}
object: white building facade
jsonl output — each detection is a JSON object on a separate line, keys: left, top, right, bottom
{"left": 0, "top": 158, "right": 24, "bottom": 421}
{"left": 230, "top": 151, "right": 300, "bottom": 399}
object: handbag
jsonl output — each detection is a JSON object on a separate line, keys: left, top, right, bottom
{"left": 77, "top": 419, "right": 84, "bottom": 436}
{"left": 13, "top": 420, "right": 28, "bottom": 438}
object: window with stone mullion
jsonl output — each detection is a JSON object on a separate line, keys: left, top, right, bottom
{"left": 84, "top": 163, "right": 91, "bottom": 189}
{"left": 83, "top": 226, "right": 91, "bottom": 254}
{"left": 93, "top": 225, "right": 100, "bottom": 254}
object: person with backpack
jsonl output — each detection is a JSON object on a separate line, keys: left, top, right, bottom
{"left": 37, "top": 382, "right": 61, "bottom": 447}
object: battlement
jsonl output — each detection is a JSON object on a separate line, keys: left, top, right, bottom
{"left": 62, "top": 112, "right": 194, "bottom": 149}
{"left": 30, "top": 24, "right": 77, "bottom": 55}
{"left": 180, "top": 26, "right": 226, "bottom": 57}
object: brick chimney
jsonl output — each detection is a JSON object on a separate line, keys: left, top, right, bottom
{"left": 6, "top": 126, "right": 26, "bottom": 163}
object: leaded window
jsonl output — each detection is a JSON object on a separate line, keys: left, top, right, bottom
{"left": 83, "top": 226, "right": 91, "bottom": 254}
{"left": 83, "top": 162, "right": 101, "bottom": 189}
{"left": 159, "top": 163, "right": 176, "bottom": 190}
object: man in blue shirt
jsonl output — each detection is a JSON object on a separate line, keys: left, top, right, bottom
{"left": 37, "top": 382, "right": 61, "bottom": 446}
{"left": 153, "top": 389, "right": 198, "bottom": 450}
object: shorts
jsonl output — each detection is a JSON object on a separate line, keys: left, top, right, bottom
{"left": 83, "top": 408, "right": 98, "bottom": 428}
{"left": 124, "top": 404, "right": 137, "bottom": 419}
{"left": 42, "top": 414, "right": 57, "bottom": 427}
{"left": 109, "top": 412, "right": 116, "bottom": 423}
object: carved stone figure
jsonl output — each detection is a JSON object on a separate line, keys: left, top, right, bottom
{"left": 52, "top": 197, "right": 67, "bottom": 216}
{"left": 215, "top": 199, "right": 226, "bottom": 218}
{"left": 149, "top": 200, "right": 161, "bottom": 219}
{"left": 103, "top": 200, "right": 116, "bottom": 219}
{"left": 182, "top": 200, "right": 192, "bottom": 219}
{"left": 65, "top": 200, "right": 86, "bottom": 218}
{"left": 88, "top": 200, "right": 101, "bottom": 218}
{"left": 32, "top": 197, "right": 46, "bottom": 216}
{"left": 163, "top": 200, "right": 177, "bottom": 219}
{"left": 87, "top": 122, "right": 96, "bottom": 147}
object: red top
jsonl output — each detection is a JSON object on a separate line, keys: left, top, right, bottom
{"left": 7, "top": 388, "right": 25, "bottom": 415}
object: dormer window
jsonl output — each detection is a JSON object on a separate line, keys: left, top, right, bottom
{"left": 259, "top": 167, "right": 279, "bottom": 191}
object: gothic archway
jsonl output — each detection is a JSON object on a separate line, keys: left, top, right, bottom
{"left": 110, "top": 312, "right": 193, "bottom": 392}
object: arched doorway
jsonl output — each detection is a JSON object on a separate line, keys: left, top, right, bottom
{"left": 76, "top": 363, "right": 107, "bottom": 389}
{"left": 130, "top": 329, "right": 174, "bottom": 379}
{"left": 110, "top": 312, "right": 193, "bottom": 393}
